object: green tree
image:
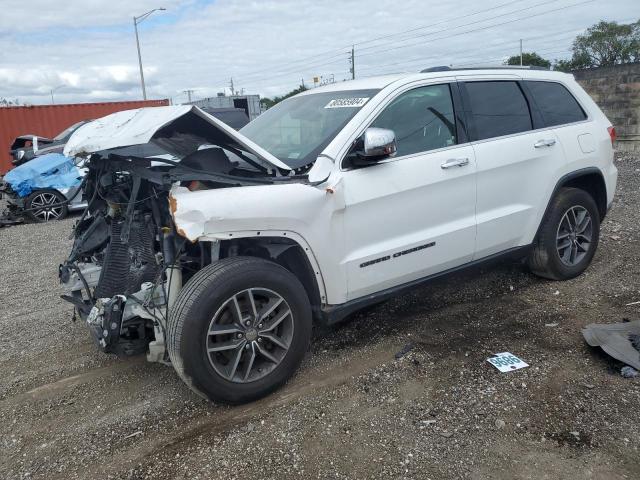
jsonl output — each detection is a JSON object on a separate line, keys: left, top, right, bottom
{"left": 553, "top": 52, "right": 591, "bottom": 72}
{"left": 505, "top": 52, "right": 551, "bottom": 68}
{"left": 552, "top": 59, "right": 574, "bottom": 73}
{"left": 555, "top": 19, "right": 640, "bottom": 71}
{"left": 261, "top": 84, "right": 308, "bottom": 109}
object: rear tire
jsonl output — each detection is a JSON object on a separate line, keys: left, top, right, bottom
{"left": 25, "top": 189, "right": 68, "bottom": 222}
{"left": 167, "top": 257, "right": 312, "bottom": 404}
{"left": 528, "top": 187, "right": 600, "bottom": 280}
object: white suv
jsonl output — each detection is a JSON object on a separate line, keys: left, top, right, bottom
{"left": 62, "top": 67, "right": 617, "bottom": 404}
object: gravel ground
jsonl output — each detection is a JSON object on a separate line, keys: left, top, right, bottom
{"left": 1, "top": 153, "right": 639, "bottom": 479}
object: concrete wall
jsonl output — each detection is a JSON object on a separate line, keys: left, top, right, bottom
{"left": 573, "top": 62, "right": 640, "bottom": 152}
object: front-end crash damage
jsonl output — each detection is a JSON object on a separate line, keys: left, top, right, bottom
{"left": 0, "top": 153, "right": 85, "bottom": 225}
{"left": 59, "top": 105, "right": 325, "bottom": 363}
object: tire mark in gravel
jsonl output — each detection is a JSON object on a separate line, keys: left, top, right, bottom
{"left": 4, "top": 357, "right": 146, "bottom": 403}
{"left": 90, "top": 341, "right": 399, "bottom": 478}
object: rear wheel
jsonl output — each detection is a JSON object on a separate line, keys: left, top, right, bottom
{"left": 528, "top": 187, "right": 600, "bottom": 280}
{"left": 25, "top": 189, "right": 68, "bottom": 222}
{"left": 167, "top": 257, "right": 312, "bottom": 404}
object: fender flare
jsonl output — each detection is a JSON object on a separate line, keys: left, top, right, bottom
{"left": 198, "top": 230, "right": 328, "bottom": 304}
{"left": 534, "top": 166, "right": 607, "bottom": 240}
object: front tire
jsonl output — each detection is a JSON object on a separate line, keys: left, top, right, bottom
{"left": 167, "top": 257, "right": 312, "bottom": 404}
{"left": 528, "top": 187, "right": 600, "bottom": 280}
{"left": 25, "top": 189, "right": 68, "bottom": 222}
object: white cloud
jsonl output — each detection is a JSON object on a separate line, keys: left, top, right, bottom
{"left": 0, "top": 0, "right": 638, "bottom": 104}
{"left": 0, "top": 0, "right": 190, "bottom": 31}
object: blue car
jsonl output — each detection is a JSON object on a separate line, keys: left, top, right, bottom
{"left": 0, "top": 153, "right": 86, "bottom": 222}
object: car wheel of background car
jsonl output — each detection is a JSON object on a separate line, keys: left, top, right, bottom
{"left": 25, "top": 189, "right": 68, "bottom": 222}
{"left": 528, "top": 187, "right": 600, "bottom": 280}
{"left": 167, "top": 256, "right": 312, "bottom": 404}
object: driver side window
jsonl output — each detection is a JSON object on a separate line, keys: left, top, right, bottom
{"left": 371, "top": 84, "right": 457, "bottom": 157}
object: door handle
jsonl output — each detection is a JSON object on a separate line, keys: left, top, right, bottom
{"left": 440, "top": 157, "right": 469, "bottom": 169}
{"left": 534, "top": 139, "right": 556, "bottom": 148}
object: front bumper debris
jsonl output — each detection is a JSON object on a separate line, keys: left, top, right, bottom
{"left": 0, "top": 185, "right": 25, "bottom": 227}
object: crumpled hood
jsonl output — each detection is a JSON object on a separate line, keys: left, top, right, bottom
{"left": 3, "top": 153, "right": 82, "bottom": 197}
{"left": 63, "top": 105, "right": 291, "bottom": 172}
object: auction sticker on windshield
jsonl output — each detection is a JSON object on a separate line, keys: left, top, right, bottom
{"left": 487, "top": 352, "right": 529, "bottom": 373}
{"left": 325, "top": 97, "right": 369, "bottom": 108}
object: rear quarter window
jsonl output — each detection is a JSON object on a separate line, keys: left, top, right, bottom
{"left": 525, "top": 81, "right": 587, "bottom": 127}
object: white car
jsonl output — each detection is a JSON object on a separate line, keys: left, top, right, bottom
{"left": 60, "top": 67, "right": 617, "bottom": 404}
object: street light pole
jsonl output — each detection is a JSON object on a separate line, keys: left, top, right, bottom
{"left": 50, "top": 85, "right": 65, "bottom": 104}
{"left": 134, "top": 18, "right": 146, "bottom": 100}
{"left": 133, "top": 7, "right": 166, "bottom": 100}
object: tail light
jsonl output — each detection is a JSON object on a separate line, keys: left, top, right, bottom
{"left": 607, "top": 126, "right": 616, "bottom": 147}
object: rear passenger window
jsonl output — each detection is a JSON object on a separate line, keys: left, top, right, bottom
{"left": 465, "top": 81, "right": 532, "bottom": 141}
{"left": 526, "top": 81, "right": 587, "bottom": 127}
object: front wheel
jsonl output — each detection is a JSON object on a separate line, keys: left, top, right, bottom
{"left": 528, "top": 187, "right": 600, "bottom": 280}
{"left": 167, "top": 257, "right": 312, "bottom": 404}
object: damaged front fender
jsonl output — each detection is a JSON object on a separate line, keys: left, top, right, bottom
{"left": 168, "top": 181, "right": 339, "bottom": 304}
{"left": 168, "top": 182, "right": 333, "bottom": 242}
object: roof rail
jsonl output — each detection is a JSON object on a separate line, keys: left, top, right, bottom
{"left": 420, "top": 65, "right": 550, "bottom": 73}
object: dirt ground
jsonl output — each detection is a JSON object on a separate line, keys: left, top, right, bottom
{"left": 1, "top": 154, "right": 639, "bottom": 480}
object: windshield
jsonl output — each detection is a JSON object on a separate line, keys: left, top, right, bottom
{"left": 240, "top": 89, "right": 379, "bottom": 169}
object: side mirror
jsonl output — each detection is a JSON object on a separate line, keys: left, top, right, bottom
{"left": 363, "top": 127, "right": 397, "bottom": 159}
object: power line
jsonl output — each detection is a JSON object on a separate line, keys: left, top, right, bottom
{"left": 355, "top": 28, "right": 584, "bottom": 74}
{"left": 250, "top": 0, "right": 591, "bottom": 87}
{"left": 226, "top": 1, "right": 585, "bottom": 87}
{"left": 355, "top": 0, "right": 561, "bottom": 56}
{"left": 355, "top": 0, "right": 595, "bottom": 59}
{"left": 220, "top": 50, "right": 351, "bottom": 88}
{"left": 227, "top": 0, "right": 612, "bottom": 96}
{"left": 352, "top": 0, "right": 529, "bottom": 48}
{"left": 206, "top": 0, "right": 537, "bottom": 87}
{"left": 452, "top": 47, "right": 573, "bottom": 68}
{"left": 359, "top": 43, "right": 576, "bottom": 78}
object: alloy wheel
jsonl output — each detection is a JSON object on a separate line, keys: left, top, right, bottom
{"left": 556, "top": 205, "right": 592, "bottom": 266}
{"left": 206, "top": 288, "right": 294, "bottom": 383}
{"left": 30, "top": 192, "right": 63, "bottom": 221}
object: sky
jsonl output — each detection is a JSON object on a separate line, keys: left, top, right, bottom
{"left": 0, "top": 0, "right": 638, "bottom": 105}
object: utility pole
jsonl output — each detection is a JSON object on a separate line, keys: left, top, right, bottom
{"left": 183, "top": 89, "right": 195, "bottom": 103}
{"left": 350, "top": 45, "right": 355, "bottom": 79}
{"left": 229, "top": 78, "right": 235, "bottom": 96}
{"left": 519, "top": 39, "right": 523, "bottom": 66}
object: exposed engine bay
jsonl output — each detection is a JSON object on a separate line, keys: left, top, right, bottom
{"left": 59, "top": 106, "right": 319, "bottom": 363}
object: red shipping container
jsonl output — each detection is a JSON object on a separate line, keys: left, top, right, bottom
{"left": 0, "top": 100, "right": 169, "bottom": 174}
